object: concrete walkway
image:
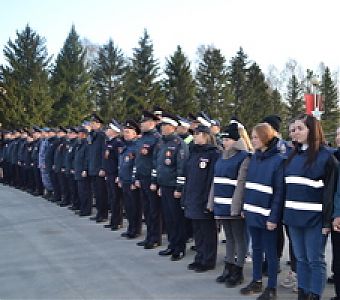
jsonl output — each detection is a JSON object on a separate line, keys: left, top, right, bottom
{"left": 0, "top": 184, "right": 335, "bottom": 300}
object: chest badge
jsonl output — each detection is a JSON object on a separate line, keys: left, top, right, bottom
{"left": 199, "top": 161, "right": 207, "bottom": 169}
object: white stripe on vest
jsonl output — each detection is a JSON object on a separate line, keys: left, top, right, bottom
{"left": 214, "top": 197, "right": 232, "bottom": 205}
{"left": 285, "top": 176, "right": 324, "bottom": 188}
{"left": 214, "top": 177, "right": 237, "bottom": 186}
{"left": 243, "top": 203, "right": 271, "bottom": 216}
{"left": 245, "top": 182, "right": 273, "bottom": 194}
{"left": 285, "top": 200, "right": 322, "bottom": 212}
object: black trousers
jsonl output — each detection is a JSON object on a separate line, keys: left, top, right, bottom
{"left": 160, "top": 186, "right": 186, "bottom": 254}
{"left": 25, "top": 167, "right": 34, "bottom": 191}
{"left": 122, "top": 183, "right": 142, "bottom": 235}
{"left": 57, "top": 172, "right": 70, "bottom": 204}
{"left": 106, "top": 175, "right": 123, "bottom": 227}
{"left": 91, "top": 176, "right": 108, "bottom": 219}
{"left": 331, "top": 230, "right": 340, "bottom": 298}
{"left": 33, "top": 167, "right": 44, "bottom": 194}
{"left": 77, "top": 178, "right": 92, "bottom": 215}
{"left": 50, "top": 170, "right": 61, "bottom": 201}
{"left": 67, "top": 174, "right": 79, "bottom": 208}
{"left": 140, "top": 179, "right": 162, "bottom": 244}
{"left": 192, "top": 219, "right": 218, "bottom": 267}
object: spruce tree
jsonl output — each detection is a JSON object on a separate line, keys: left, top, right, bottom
{"left": 93, "top": 39, "right": 126, "bottom": 122}
{"left": 320, "top": 66, "right": 339, "bottom": 137}
{"left": 229, "top": 47, "right": 248, "bottom": 114}
{"left": 239, "top": 63, "right": 272, "bottom": 130}
{"left": 195, "top": 46, "right": 232, "bottom": 123}
{"left": 50, "top": 25, "right": 92, "bottom": 126}
{"left": 164, "top": 45, "right": 197, "bottom": 117}
{"left": 0, "top": 25, "right": 52, "bottom": 128}
{"left": 286, "top": 74, "right": 304, "bottom": 120}
{"left": 124, "top": 29, "right": 165, "bottom": 119}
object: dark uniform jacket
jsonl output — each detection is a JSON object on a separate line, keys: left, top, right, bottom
{"left": 152, "top": 133, "right": 189, "bottom": 192}
{"left": 74, "top": 138, "right": 89, "bottom": 181}
{"left": 87, "top": 130, "right": 106, "bottom": 177}
{"left": 102, "top": 137, "right": 123, "bottom": 177}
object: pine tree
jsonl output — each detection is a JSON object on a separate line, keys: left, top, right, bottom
{"left": 93, "top": 39, "right": 126, "bottom": 122}
{"left": 164, "top": 45, "right": 197, "bottom": 117}
{"left": 195, "top": 46, "right": 232, "bottom": 123}
{"left": 286, "top": 74, "right": 304, "bottom": 120}
{"left": 50, "top": 25, "right": 92, "bottom": 126}
{"left": 229, "top": 47, "right": 248, "bottom": 114}
{"left": 124, "top": 29, "right": 165, "bottom": 119}
{"left": 320, "top": 66, "right": 339, "bottom": 137}
{"left": 239, "top": 63, "right": 272, "bottom": 130}
{"left": 0, "top": 25, "right": 52, "bottom": 128}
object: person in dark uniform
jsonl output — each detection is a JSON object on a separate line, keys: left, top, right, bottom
{"left": 31, "top": 127, "right": 44, "bottom": 196}
{"left": 54, "top": 127, "right": 69, "bottom": 206}
{"left": 73, "top": 127, "right": 92, "bottom": 216}
{"left": 151, "top": 112, "right": 189, "bottom": 261}
{"left": 17, "top": 130, "right": 28, "bottom": 189}
{"left": 22, "top": 131, "right": 35, "bottom": 193}
{"left": 183, "top": 125, "right": 220, "bottom": 272}
{"left": 102, "top": 119, "right": 124, "bottom": 230}
{"left": 118, "top": 120, "right": 142, "bottom": 239}
{"left": 64, "top": 127, "right": 79, "bottom": 210}
{"left": 87, "top": 114, "right": 108, "bottom": 222}
{"left": 133, "top": 111, "right": 162, "bottom": 249}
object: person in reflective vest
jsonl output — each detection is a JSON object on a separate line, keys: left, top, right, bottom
{"left": 284, "top": 115, "right": 338, "bottom": 300}
{"left": 240, "top": 123, "right": 285, "bottom": 300}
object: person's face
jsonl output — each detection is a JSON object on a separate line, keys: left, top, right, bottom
{"left": 91, "top": 121, "right": 101, "bottom": 130}
{"left": 288, "top": 123, "right": 297, "bottom": 142}
{"left": 140, "top": 120, "right": 155, "bottom": 132}
{"left": 251, "top": 130, "right": 265, "bottom": 150}
{"left": 105, "top": 128, "right": 119, "bottom": 138}
{"left": 57, "top": 132, "right": 66, "bottom": 138}
{"left": 193, "top": 132, "right": 206, "bottom": 145}
{"left": 211, "top": 125, "right": 220, "bottom": 135}
{"left": 176, "top": 126, "right": 188, "bottom": 135}
{"left": 123, "top": 128, "right": 137, "bottom": 141}
{"left": 294, "top": 120, "right": 309, "bottom": 144}
{"left": 161, "top": 124, "right": 176, "bottom": 136}
{"left": 78, "top": 132, "right": 87, "bottom": 139}
{"left": 222, "top": 138, "right": 236, "bottom": 150}
{"left": 335, "top": 128, "right": 340, "bottom": 147}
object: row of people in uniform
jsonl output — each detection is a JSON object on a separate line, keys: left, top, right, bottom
{"left": 0, "top": 110, "right": 340, "bottom": 300}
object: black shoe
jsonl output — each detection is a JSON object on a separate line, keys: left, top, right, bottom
{"left": 195, "top": 264, "right": 215, "bottom": 272}
{"left": 171, "top": 250, "right": 186, "bottom": 261}
{"left": 240, "top": 281, "right": 263, "bottom": 295}
{"left": 257, "top": 287, "right": 276, "bottom": 300}
{"left": 158, "top": 248, "right": 173, "bottom": 256}
{"left": 104, "top": 224, "right": 112, "bottom": 229}
{"left": 187, "top": 262, "right": 201, "bottom": 271}
{"left": 190, "top": 245, "right": 197, "bottom": 251}
{"left": 216, "top": 262, "right": 234, "bottom": 283}
{"left": 137, "top": 240, "right": 147, "bottom": 246}
{"left": 121, "top": 232, "right": 130, "bottom": 237}
{"left": 89, "top": 216, "right": 97, "bottom": 221}
{"left": 111, "top": 225, "right": 120, "bottom": 231}
{"left": 126, "top": 233, "right": 138, "bottom": 239}
{"left": 96, "top": 218, "right": 108, "bottom": 223}
{"left": 59, "top": 202, "right": 70, "bottom": 207}
{"left": 79, "top": 212, "right": 91, "bottom": 217}
{"left": 226, "top": 265, "right": 244, "bottom": 288}
{"left": 144, "top": 242, "right": 161, "bottom": 249}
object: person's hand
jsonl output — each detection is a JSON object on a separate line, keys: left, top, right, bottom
{"left": 98, "top": 169, "right": 106, "bottom": 177}
{"left": 81, "top": 171, "right": 87, "bottom": 178}
{"left": 333, "top": 217, "right": 340, "bottom": 232}
{"left": 157, "top": 188, "right": 161, "bottom": 197}
{"left": 150, "top": 184, "right": 157, "bottom": 191}
{"left": 266, "top": 221, "right": 277, "bottom": 231}
{"left": 322, "top": 228, "right": 331, "bottom": 235}
{"left": 240, "top": 212, "right": 245, "bottom": 219}
{"left": 135, "top": 180, "right": 141, "bottom": 188}
{"left": 131, "top": 184, "right": 136, "bottom": 190}
{"left": 174, "top": 191, "right": 181, "bottom": 199}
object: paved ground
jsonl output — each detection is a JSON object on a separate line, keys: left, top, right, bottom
{"left": 0, "top": 184, "right": 336, "bottom": 300}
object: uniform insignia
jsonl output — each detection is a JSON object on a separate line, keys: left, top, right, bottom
{"left": 199, "top": 161, "right": 207, "bottom": 169}
{"left": 125, "top": 156, "right": 130, "bottom": 162}
{"left": 140, "top": 148, "right": 149, "bottom": 155}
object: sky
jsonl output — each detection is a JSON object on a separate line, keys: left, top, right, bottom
{"left": 1, "top": 0, "right": 340, "bottom": 76}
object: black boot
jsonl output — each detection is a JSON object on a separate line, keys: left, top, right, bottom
{"left": 216, "top": 262, "right": 233, "bottom": 283}
{"left": 226, "top": 265, "right": 244, "bottom": 287}
{"left": 298, "top": 288, "right": 310, "bottom": 300}
{"left": 308, "top": 293, "right": 319, "bottom": 300}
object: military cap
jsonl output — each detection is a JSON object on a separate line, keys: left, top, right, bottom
{"left": 107, "top": 118, "right": 122, "bottom": 133}
{"left": 220, "top": 123, "right": 240, "bottom": 140}
{"left": 90, "top": 113, "right": 104, "bottom": 124}
{"left": 160, "top": 112, "right": 179, "bottom": 127}
{"left": 123, "top": 119, "right": 141, "bottom": 134}
{"left": 193, "top": 124, "right": 211, "bottom": 134}
{"left": 141, "top": 110, "right": 160, "bottom": 122}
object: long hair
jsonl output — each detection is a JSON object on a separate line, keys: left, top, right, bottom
{"left": 239, "top": 127, "right": 254, "bottom": 152}
{"left": 287, "top": 114, "right": 325, "bottom": 167}
{"left": 253, "top": 123, "right": 276, "bottom": 146}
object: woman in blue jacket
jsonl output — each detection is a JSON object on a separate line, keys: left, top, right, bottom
{"left": 284, "top": 115, "right": 338, "bottom": 300}
{"left": 240, "top": 123, "right": 285, "bottom": 300}
{"left": 213, "top": 122, "right": 251, "bottom": 287}
{"left": 183, "top": 125, "right": 220, "bottom": 272}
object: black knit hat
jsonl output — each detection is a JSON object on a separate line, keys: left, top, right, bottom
{"left": 262, "top": 115, "right": 282, "bottom": 132}
{"left": 194, "top": 124, "right": 211, "bottom": 134}
{"left": 220, "top": 123, "right": 240, "bottom": 141}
